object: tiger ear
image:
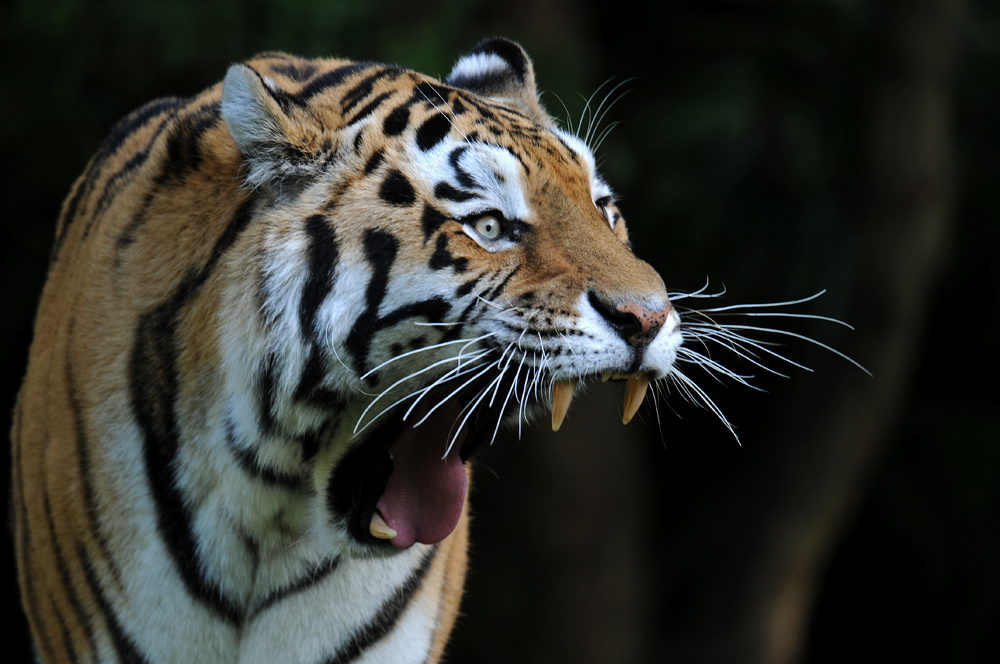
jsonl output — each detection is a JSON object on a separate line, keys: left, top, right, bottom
{"left": 221, "top": 63, "right": 316, "bottom": 189}
{"left": 446, "top": 38, "right": 550, "bottom": 124}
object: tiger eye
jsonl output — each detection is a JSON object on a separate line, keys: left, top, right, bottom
{"left": 475, "top": 215, "right": 501, "bottom": 239}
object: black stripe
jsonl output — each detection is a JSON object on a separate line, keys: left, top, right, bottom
{"left": 440, "top": 294, "right": 483, "bottom": 343}
{"left": 411, "top": 81, "right": 452, "bottom": 108}
{"left": 41, "top": 493, "right": 97, "bottom": 663}
{"left": 269, "top": 61, "right": 318, "bottom": 83}
{"left": 486, "top": 265, "right": 520, "bottom": 301}
{"left": 421, "top": 204, "right": 448, "bottom": 242}
{"left": 159, "top": 102, "right": 222, "bottom": 182}
{"left": 293, "top": 347, "right": 350, "bottom": 419}
{"left": 100, "top": 97, "right": 187, "bottom": 158}
{"left": 361, "top": 229, "right": 397, "bottom": 313}
{"left": 341, "top": 67, "right": 401, "bottom": 113}
{"left": 67, "top": 328, "right": 125, "bottom": 591}
{"left": 114, "top": 189, "right": 158, "bottom": 265}
{"left": 12, "top": 412, "right": 54, "bottom": 663}
{"left": 294, "top": 348, "right": 328, "bottom": 403}
{"left": 345, "top": 91, "right": 393, "bottom": 127}
{"left": 448, "top": 146, "right": 479, "bottom": 190}
{"left": 89, "top": 149, "right": 150, "bottom": 222}
{"left": 372, "top": 297, "right": 452, "bottom": 334}
{"left": 78, "top": 543, "right": 151, "bottom": 664}
{"left": 382, "top": 104, "right": 410, "bottom": 137}
{"left": 298, "top": 428, "right": 322, "bottom": 462}
{"left": 247, "top": 555, "right": 341, "bottom": 621}
{"left": 378, "top": 170, "right": 416, "bottom": 206}
{"left": 344, "top": 230, "right": 452, "bottom": 373}
{"left": 464, "top": 97, "right": 497, "bottom": 122}
{"left": 456, "top": 275, "right": 482, "bottom": 298}
{"left": 129, "top": 194, "right": 257, "bottom": 625}
{"left": 363, "top": 150, "right": 385, "bottom": 175}
{"left": 299, "top": 215, "right": 340, "bottom": 341}
{"left": 429, "top": 233, "right": 467, "bottom": 272}
{"left": 52, "top": 606, "right": 79, "bottom": 664}
{"left": 257, "top": 354, "right": 278, "bottom": 436}
{"left": 415, "top": 113, "right": 452, "bottom": 151}
{"left": 554, "top": 134, "right": 580, "bottom": 162}
{"left": 84, "top": 105, "right": 180, "bottom": 242}
{"left": 225, "top": 420, "right": 305, "bottom": 490}
{"left": 322, "top": 548, "right": 437, "bottom": 664}
{"left": 434, "top": 181, "right": 479, "bottom": 203}
{"left": 288, "top": 62, "right": 376, "bottom": 105}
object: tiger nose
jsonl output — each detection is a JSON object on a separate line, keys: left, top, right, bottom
{"left": 587, "top": 292, "right": 671, "bottom": 347}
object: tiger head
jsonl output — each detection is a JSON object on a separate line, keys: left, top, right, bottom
{"left": 219, "top": 39, "right": 681, "bottom": 553}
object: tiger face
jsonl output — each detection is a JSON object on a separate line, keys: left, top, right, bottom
{"left": 218, "top": 41, "right": 680, "bottom": 554}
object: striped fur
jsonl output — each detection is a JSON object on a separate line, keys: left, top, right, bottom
{"left": 13, "top": 39, "right": 681, "bottom": 663}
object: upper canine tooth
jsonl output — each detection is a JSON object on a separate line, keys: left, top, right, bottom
{"left": 551, "top": 378, "right": 578, "bottom": 432}
{"left": 622, "top": 374, "right": 649, "bottom": 425}
{"left": 370, "top": 511, "right": 397, "bottom": 540}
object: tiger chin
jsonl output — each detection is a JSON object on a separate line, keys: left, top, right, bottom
{"left": 12, "top": 39, "right": 680, "bottom": 663}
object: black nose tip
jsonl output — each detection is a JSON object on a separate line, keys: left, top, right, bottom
{"left": 587, "top": 291, "right": 670, "bottom": 346}
{"left": 587, "top": 291, "right": 643, "bottom": 341}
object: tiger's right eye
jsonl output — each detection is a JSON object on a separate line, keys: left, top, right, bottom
{"left": 475, "top": 215, "right": 501, "bottom": 240}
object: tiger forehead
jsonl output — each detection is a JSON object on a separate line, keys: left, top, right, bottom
{"left": 250, "top": 54, "right": 584, "bottom": 172}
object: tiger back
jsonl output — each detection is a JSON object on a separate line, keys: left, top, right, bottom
{"left": 13, "top": 39, "right": 681, "bottom": 663}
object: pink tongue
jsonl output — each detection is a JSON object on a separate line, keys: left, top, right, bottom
{"left": 375, "top": 402, "right": 468, "bottom": 549}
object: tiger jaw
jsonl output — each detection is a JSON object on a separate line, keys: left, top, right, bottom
{"left": 359, "top": 370, "right": 654, "bottom": 547}
{"left": 346, "top": 288, "right": 681, "bottom": 549}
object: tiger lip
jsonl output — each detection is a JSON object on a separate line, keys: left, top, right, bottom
{"left": 550, "top": 373, "right": 650, "bottom": 431}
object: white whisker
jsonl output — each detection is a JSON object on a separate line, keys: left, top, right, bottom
{"left": 444, "top": 368, "right": 507, "bottom": 457}
{"left": 679, "top": 290, "right": 828, "bottom": 312}
{"left": 714, "top": 324, "right": 870, "bottom": 375}
{"left": 670, "top": 369, "right": 740, "bottom": 444}
{"left": 360, "top": 332, "right": 493, "bottom": 380}
{"left": 411, "top": 360, "right": 501, "bottom": 428}
{"left": 353, "top": 349, "right": 492, "bottom": 435}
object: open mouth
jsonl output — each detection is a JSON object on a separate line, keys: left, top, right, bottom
{"left": 328, "top": 370, "right": 652, "bottom": 550}
{"left": 551, "top": 372, "right": 650, "bottom": 430}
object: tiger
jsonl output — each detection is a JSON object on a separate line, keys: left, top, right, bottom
{"left": 12, "top": 38, "right": 681, "bottom": 663}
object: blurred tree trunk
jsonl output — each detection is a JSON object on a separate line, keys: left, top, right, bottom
{"left": 521, "top": 384, "right": 651, "bottom": 663}
{"left": 659, "top": 1, "right": 968, "bottom": 662}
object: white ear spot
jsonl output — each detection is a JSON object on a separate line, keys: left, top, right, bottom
{"left": 445, "top": 38, "right": 551, "bottom": 124}
{"left": 447, "top": 53, "right": 515, "bottom": 90}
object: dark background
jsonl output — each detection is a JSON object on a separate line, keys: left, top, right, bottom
{"left": 2, "top": 1, "right": 997, "bottom": 662}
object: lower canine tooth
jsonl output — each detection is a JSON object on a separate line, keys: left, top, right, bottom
{"left": 622, "top": 374, "right": 649, "bottom": 425}
{"left": 551, "top": 378, "right": 578, "bottom": 432}
{"left": 370, "top": 511, "right": 397, "bottom": 540}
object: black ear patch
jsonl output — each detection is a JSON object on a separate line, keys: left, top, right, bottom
{"left": 445, "top": 38, "right": 548, "bottom": 123}
{"left": 446, "top": 38, "right": 530, "bottom": 92}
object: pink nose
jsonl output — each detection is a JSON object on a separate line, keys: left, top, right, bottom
{"left": 615, "top": 302, "right": 670, "bottom": 346}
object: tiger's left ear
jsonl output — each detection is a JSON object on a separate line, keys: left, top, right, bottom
{"left": 221, "top": 63, "right": 323, "bottom": 189}
{"left": 446, "top": 38, "right": 551, "bottom": 125}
